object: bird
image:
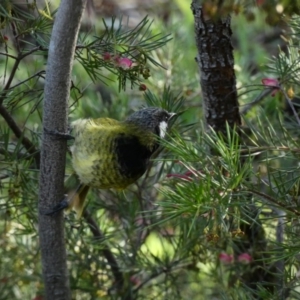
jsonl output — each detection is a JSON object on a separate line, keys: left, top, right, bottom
{"left": 46, "top": 107, "right": 175, "bottom": 216}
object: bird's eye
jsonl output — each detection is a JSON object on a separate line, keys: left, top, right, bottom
{"left": 164, "top": 114, "right": 170, "bottom": 122}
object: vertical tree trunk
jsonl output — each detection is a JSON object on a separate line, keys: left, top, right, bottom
{"left": 38, "top": 0, "right": 87, "bottom": 299}
{"left": 191, "top": 1, "right": 274, "bottom": 297}
{"left": 191, "top": 1, "right": 241, "bottom": 131}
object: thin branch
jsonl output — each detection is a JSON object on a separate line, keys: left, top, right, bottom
{"left": 0, "top": 174, "right": 10, "bottom": 180}
{"left": 0, "top": 46, "right": 46, "bottom": 106}
{"left": 18, "top": 46, "right": 47, "bottom": 60}
{"left": 82, "top": 210, "right": 126, "bottom": 295}
{"left": 0, "top": 45, "right": 46, "bottom": 167}
{"left": 3, "top": 43, "right": 9, "bottom": 87}
{"left": 132, "top": 186, "right": 152, "bottom": 250}
{"left": 281, "top": 86, "right": 300, "bottom": 126}
{"left": 240, "top": 88, "right": 274, "bottom": 115}
{"left": 274, "top": 208, "right": 285, "bottom": 297}
{"left": 133, "top": 259, "right": 189, "bottom": 293}
{"left": 0, "top": 147, "right": 34, "bottom": 161}
{"left": 10, "top": 22, "right": 21, "bottom": 54}
{"left": 239, "top": 145, "right": 300, "bottom": 155}
{"left": 3, "top": 56, "right": 21, "bottom": 93}
{"left": 246, "top": 189, "right": 300, "bottom": 216}
{"left": 0, "top": 104, "right": 40, "bottom": 167}
{"left": 8, "top": 70, "right": 46, "bottom": 90}
{"left": 0, "top": 52, "right": 18, "bottom": 59}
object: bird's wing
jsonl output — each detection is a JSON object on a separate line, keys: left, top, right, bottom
{"left": 71, "top": 117, "right": 124, "bottom": 136}
{"left": 92, "top": 117, "right": 120, "bottom": 126}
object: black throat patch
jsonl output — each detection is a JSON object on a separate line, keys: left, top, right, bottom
{"left": 115, "top": 133, "right": 156, "bottom": 180}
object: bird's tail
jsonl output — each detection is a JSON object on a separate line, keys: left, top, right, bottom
{"left": 67, "top": 182, "right": 90, "bottom": 218}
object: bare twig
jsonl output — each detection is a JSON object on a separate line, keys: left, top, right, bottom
{"left": 240, "top": 88, "right": 274, "bottom": 115}
{"left": 132, "top": 186, "right": 152, "bottom": 250}
{"left": 133, "top": 259, "right": 189, "bottom": 293}
{"left": 0, "top": 104, "right": 40, "bottom": 167}
{"left": 0, "top": 52, "right": 18, "bottom": 59}
{"left": 0, "top": 147, "right": 35, "bottom": 161}
{"left": 2, "top": 46, "right": 45, "bottom": 96}
{"left": 274, "top": 208, "right": 286, "bottom": 297}
{"left": 10, "top": 22, "right": 21, "bottom": 54}
{"left": 0, "top": 174, "right": 10, "bottom": 180}
{"left": 8, "top": 70, "right": 46, "bottom": 90}
{"left": 281, "top": 86, "right": 300, "bottom": 126}
{"left": 239, "top": 145, "right": 300, "bottom": 155}
{"left": 246, "top": 189, "right": 300, "bottom": 216}
{"left": 82, "top": 210, "right": 127, "bottom": 296}
{"left": 0, "top": 45, "right": 47, "bottom": 116}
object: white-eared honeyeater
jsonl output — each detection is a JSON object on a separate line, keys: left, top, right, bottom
{"left": 46, "top": 107, "right": 175, "bottom": 216}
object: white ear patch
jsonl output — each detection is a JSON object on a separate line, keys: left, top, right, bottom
{"left": 159, "top": 121, "right": 168, "bottom": 138}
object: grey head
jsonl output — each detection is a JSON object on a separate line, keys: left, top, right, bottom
{"left": 125, "top": 107, "right": 175, "bottom": 138}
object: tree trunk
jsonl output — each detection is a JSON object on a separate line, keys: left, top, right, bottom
{"left": 191, "top": 1, "right": 274, "bottom": 297}
{"left": 38, "top": 0, "right": 87, "bottom": 299}
{"left": 191, "top": 1, "right": 241, "bottom": 132}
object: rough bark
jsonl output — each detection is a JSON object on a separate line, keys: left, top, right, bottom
{"left": 191, "top": 1, "right": 274, "bottom": 297}
{"left": 191, "top": 1, "right": 241, "bottom": 131}
{"left": 38, "top": 0, "right": 87, "bottom": 299}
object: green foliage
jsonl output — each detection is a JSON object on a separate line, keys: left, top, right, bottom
{"left": 2, "top": 1, "right": 300, "bottom": 299}
{"left": 75, "top": 16, "right": 171, "bottom": 91}
{"left": 197, "top": 0, "right": 300, "bottom": 24}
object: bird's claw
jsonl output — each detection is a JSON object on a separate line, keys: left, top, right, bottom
{"left": 44, "top": 199, "right": 69, "bottom": 216}
{"left": 44, "top": 127, "right": 74, "bottom": 140}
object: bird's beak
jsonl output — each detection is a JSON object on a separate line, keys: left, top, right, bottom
{"left": 169, "top": 112, "right": 177, "bottom": 119}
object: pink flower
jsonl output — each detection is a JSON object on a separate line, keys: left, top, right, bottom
{"left": 219, "top": 252, "right": 234, "bottom": 264}
{"left": 262, "top": 78, "right": 279, "bottom": 87}
{"left": 104, "top": 54, "right": 134, "bottom": 69}
{"left": 261, "top": 78, "right": 280, "bottom": 97}
{"left": 116, "top": 57, "right": 133, "bottom": 69}
{"left": 103, "top": 52, "right": 112, "bottom": 61}
{"left": 237, "top": 253, "right": 252, "bottom": 264}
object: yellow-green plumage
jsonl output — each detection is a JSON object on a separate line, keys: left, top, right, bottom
{"left": 46, "top": 107, "right": 174, "bottom": 217}
{"left": 71, "top": 117, "right": 157, "bottom": 189}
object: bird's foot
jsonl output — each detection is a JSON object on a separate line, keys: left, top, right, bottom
{"left": 44, "top": 199, "right": 69, "bottom": 216}
{"left": 44, "top": 127, "right": 74, "bottom": 140}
